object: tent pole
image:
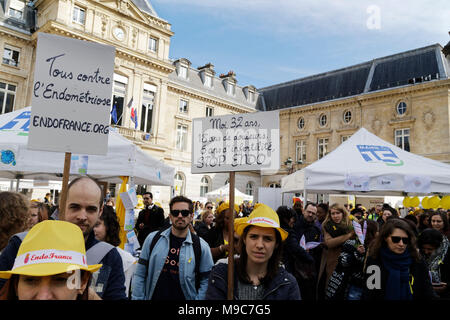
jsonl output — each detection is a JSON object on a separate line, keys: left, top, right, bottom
{"left": 10, "top": 179, "right": 14, "bottom": 191}
{"left": 15, "top": 178, "right": 19, "bottom": 192}
{"left": 227, "top": 171, "right": 235, "bottom": 300}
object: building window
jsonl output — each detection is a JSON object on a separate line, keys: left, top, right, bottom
{"left": 200, "top": 176, "right": 210, "bottom": 197}
{"left": 396, "top": 101, "right": 407, "bottom": 115}
{"left": 295, "top": 140, "right": 306, "bottom": 164}
{"left": 297, "top": 117, "right": 305, "bottom": 130}
{"left": 72, "top": 6, "right": 85, "bottom": 24}
{"left": 206, "top": 106, "right": 213, "bottom": 117}
{"left": 174, "top": 172, "right": 185, "bottom": 196}
{"left": 176, "top": 124, "right": 188, "bottom": 151}
{"left": 343, "top": 110, "right": 352, "bottom": 123}
{"left": 246, "top": 182, "right": 254, "bottom": 196}
{"left": 8, "top": 0, "right": 24, "bottom": 19}
{"left": 111, "top": 77, "right": 127, "bottom": 126}
{"left": 318, "top": 138, "right": 328, "bottom": 159}
{"left": 148, "top": 37, "right": 158, "bottom": 52}
{"left": 141, "top": 86, "right": 155, "bottom": 134}
{"left": 3, "top": 47, "right": 20, "bottom": 67}
{"left": 179, "top": 99, "right": 188, "bottom": 113}
{"left": 178, "top": 65, "right": 187, "bottom": 79}
{"left": 0, "top": 82, "right": 16, "bottom": 115}
{"left": 204, "top": 75, "right": 212, "bottom": 88}
{"left": 268, "top": 183, "right": 281, "bottom": 188}
{"left": 395, "top": 128, "right": 410, "bottom": 152}
{"left": 319, "top": 114, "right": 327, "bottom": 127}
{"left": 227, "top": 83, "right": 235, "bottom": 95}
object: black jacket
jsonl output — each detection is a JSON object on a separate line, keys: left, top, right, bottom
{"left": 135, "top": 204, "right": 165, "bottom": 247}
{"left": 363, "top": 255, "right": 436, "bottom": 300}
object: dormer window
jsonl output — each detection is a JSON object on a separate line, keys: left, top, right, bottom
{"left": 204, "top": 74, "right": 212, "bottom": 88}
{"left": 8, "top": 0, "right": 25, "bottom": 19}
{"left": 220, "top": 71, "right": 237, "bottom": 96}
{"left": 227, "top": 83, "right": 235, "bottom": 95}
{"left": 198, "top": 63, "right": 215, "bottom": 88}
{"left": 243, "top": 85, "right": 256, "bottom": 102}
{"left": 174, "top": 58, "right": 191, "bottom": 80}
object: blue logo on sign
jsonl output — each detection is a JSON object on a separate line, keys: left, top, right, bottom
{"left": 1, "top": 150, "right": 16, "bottom": 166}
{"left": 0, "top": 111, "right": 30, "bottom": 135}
{"left": 357, "top": 145, "right": 404, "bottom": 166}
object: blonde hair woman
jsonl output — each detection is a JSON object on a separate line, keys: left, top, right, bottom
{"left": 317, "top": 203, "right": 355, "bottom": 299}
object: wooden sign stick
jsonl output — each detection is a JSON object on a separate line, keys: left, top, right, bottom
{"left": 58, "top": 152, "right": 72, "bottom": 221}
{"left": 227, "top": 171, "right": 235, "bottom": 300}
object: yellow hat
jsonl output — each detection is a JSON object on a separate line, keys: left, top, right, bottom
{"left": 0, "top": 220, "right": 102, "bottom": 279}
{"left": 217, "top": 202, "right": 239, "bottom": 215}
{"left": 234, "top": 203, "right": 288, "bottom": 241}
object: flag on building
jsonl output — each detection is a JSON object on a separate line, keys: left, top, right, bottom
{"left": 111, "top": 103, "right": 118, "bottom": 124}
{"left": 127, "top": 97, "right": 134, "bottom": 109}
{"left": 131, "top": 107, "right": 138, "bottom": 129}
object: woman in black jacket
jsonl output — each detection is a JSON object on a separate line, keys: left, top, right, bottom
{"left": 276, "top": 206, "right": 316, "bottom": 300}
{"left": 363, "top": 218, "right": 435, "bottom": 300}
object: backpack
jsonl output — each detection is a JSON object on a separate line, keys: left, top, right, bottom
{"left": 138, "top": 229, "right": 202, "bottom": 290}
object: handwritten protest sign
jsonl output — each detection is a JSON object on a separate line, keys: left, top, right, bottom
{"left": 299, "top": 235, "right": 321, "bottom": 250}
{"left": 191, "top": 111, "right": 280, "bottom": 173}
{"left": 352, "top": 220, "right": 367, "bottom": 245}
{"left": 28, "top": 33, "right": 115, "bottom": 155}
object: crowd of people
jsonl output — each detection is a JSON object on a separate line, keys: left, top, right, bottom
{"left": 0, "top": 179, "right": 449, "bottom": 301}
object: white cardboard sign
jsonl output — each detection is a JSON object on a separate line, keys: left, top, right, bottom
{"left": 191, "top": 111, "right": 280, "bottom": 173}
{"left": 28, "top": 33, "right": 115, "bottom": 155}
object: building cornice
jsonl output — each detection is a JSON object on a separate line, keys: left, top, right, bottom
{"left": 279, "top": 79, "right": 450, "bottom": 116}
{"left": 167, "top": 81, "right": 256, "bottom": 114}
{"left": 32, "top": 21, "right": 175, "bottom": 75}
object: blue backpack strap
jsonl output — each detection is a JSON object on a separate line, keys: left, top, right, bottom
{"left": 137, "top": 230, "right": 163, "bottom": 268}
{"left": 86, "top": 241, "right": 115, "bottom": 265}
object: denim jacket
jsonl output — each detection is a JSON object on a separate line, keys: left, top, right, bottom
{"left": 131, "top": 228, "right": 214, "bottom": 300}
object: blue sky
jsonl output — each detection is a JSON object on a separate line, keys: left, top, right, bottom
{"left": 151, "top": 0, "right": 450, "bottom": 89}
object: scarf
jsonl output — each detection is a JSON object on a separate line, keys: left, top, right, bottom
{"left": 426, "top": 237, "right": 449, "bottom": 284}
{"left": 380, "top": 246, "right": 413, "bottom": 300}
{"left": 324, "top": 220, "right": 352, "bottom": 238}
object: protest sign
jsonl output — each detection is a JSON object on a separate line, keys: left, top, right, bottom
{"left": 28, "top": 32, "right": 115, "bottom": 155}
{"left": 191, "top": 111, "right": 280, "bottom": 173}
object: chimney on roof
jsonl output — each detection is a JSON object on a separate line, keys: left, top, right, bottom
{"left": 442, "top": 31, "right": 450, "bottom": 57}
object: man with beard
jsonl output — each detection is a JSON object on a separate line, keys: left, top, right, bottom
{"left": 132, "top": 196, "right": 213, "bottom": 300}
{"left": 0, "top": 177, "right": 126, "bottom": 300}
{"left": 135, "top": 192, "right": 165, "bottom": 247}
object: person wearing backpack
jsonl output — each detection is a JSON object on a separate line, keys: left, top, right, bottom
{"left": 131, "top": 195, "right": 214, "bottom": 300}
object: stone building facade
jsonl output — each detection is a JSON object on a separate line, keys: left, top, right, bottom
{"left": 0, "top": 0, "right": 261, "bottom": 207}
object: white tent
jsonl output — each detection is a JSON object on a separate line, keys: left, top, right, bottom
{"left": 206, "top": 183, "right": 253, "bottom": 203}
{"left": 0, "top": 107, "right": 175, "bottom": 186}
{"left": 282, "top": 127, "right": 450, "bottom": 196}
{"left": 281, "top": 169, "right": 304, "bottom": 193}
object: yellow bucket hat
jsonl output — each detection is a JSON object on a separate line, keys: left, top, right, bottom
{"left": 216, "top": 202, "right": 239, "bottom": 215}
{"left": 234, "top": 203, "right": 288, "bottom": 241}
{"left": 0, "top": 220, "right": 102, "bottom": 279}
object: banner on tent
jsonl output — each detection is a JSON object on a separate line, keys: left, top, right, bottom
{"left": 0, "top": 145, "right": 18, "bottom": 168}
{"left": 404, "top": 175, "right": 431, "bottom": 194}
{"left": 28, "top": 33, "right": 115, "bottom": 155}
{"left": 191, "top": 111, "right": 280, "bottom": 173}
{"left": 344, "top": 174, "right": 370, "bottom": 192}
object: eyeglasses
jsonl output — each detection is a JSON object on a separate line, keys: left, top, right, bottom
{"left": 390, "top": 236, "right": 410, "bottom": 245}
{"left": 170, "top": 209, "right": 191, "bottom": 217}
{"left": 206, "top": 206, "right": 213, "bottom": 209}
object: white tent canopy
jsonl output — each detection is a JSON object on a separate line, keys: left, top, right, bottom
{"left": 282, "top": 127, "right": 450, "bottom": 196}
{"left": 281, "top": 169, "right": 304, "bottom": 193}
{"left": 0, "top": 107, "right": 175, "bottom": 186}
{"left": 205, "top": 183, "right": 253, "bottom": 203}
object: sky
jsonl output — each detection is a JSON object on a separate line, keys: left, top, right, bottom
{"left": 151, "top": 0, "right": 450, "bottom": 89}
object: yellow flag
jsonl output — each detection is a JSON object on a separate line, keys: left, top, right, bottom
{"left": 115, "top": 176, "right": 129, "bottom": 249}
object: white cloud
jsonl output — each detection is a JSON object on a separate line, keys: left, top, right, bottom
{"left": 153, "top": 0, "right": 450, "bottom": 38}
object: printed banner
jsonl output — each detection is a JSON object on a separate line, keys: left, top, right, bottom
{"left": 404, "top": 175, "right": 431, "bottom": 194}
{"left": 344, "top": 174, "right": 370, "bottom": 192}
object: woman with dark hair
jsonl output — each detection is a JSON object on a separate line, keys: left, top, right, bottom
{"left": 363, "top": 219, "right": 435, "bottom": 300}
{"left": 417, "top": 228, "right": 450, "bottom": 299}
{"left": 94, "top": 205, "right": 137, "bottom": 297}
{"left": 205, "top": 203, "right": 300, "bottom": 300}
{"left": 325, "top": 219, "right": 379, "bottom": 300}
{"left": 418, "top": 211, "right": 431, "bottom": 233}
{"left": 377, "top": 205, "right": 398, "bottom": 229}
{"left": 276, "top": 206, "right": 316, "bottom": 300}
{"left": 205, "top": 202, "right": 238, "bottom": 263}
{"left": 429, "top": 211, "right": 450, "bottom": 240}
{"left": 0, "top": 192, "right": 29, "bottom": 253}
{"left": 318, "top": 204, "right": 355, "bottom": 299}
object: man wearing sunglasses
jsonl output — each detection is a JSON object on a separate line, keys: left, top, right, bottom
{"left": 132, "top": 196, "right": 214, "bottom": 300}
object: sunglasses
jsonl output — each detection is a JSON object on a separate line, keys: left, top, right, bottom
{"left": 206, "top": 206, "right": 213, "bottom": 209}
{"left": 170, "top": 209, "right": 191, "bottom": 217}
{"left": 390, "top": 236, "right": 410, "bottom": 245}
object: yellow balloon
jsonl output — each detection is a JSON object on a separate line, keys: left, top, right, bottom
{"left": 403, "top": 197, "right": 411, "bottom": 207}
{"left": 429, "top": 196, "right": 440, "bottom": 209}
{"left": 440, "top": 195, "right": 450, "bottom": 210}
{"left": 410, "top": 196, "right": 420, "bottom": 207}
{"left": 421, "top": 197, "right": 429, "bottom": 209}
